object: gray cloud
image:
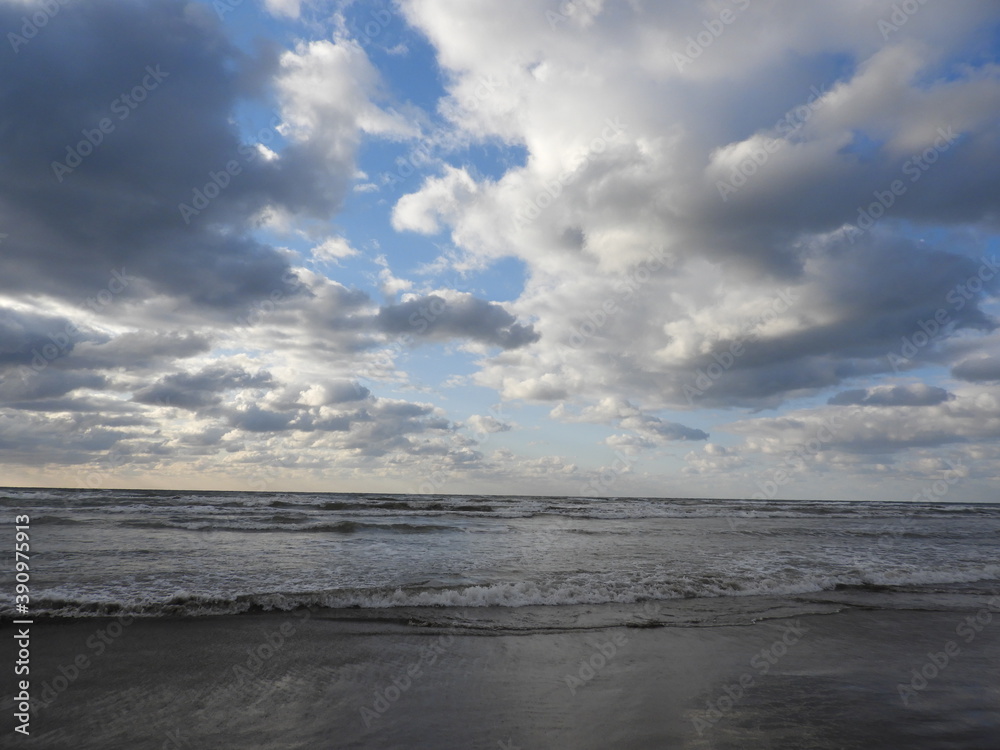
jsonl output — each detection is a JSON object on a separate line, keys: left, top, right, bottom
{"left": 0, "top": 369, "right": 108, "bottom": 405}
{"left": 377, "top": 294, "right": 540, "bottom": 349}
{"left": 0, "top": 0, "right": 340, "bottom": 309}
{"left": 642, "top": 420, "right": 710, "bottom": 442}
{"left": 133, "top": 366, "right": 273, "bottom": 410}
{"left": 226, "top": 405, "right": 294, "bottom": 433}
{"left": 0, "top": 306, "right": 100, "bottom": 369}
{"left": 675, "top": 238, "right": 998, "bottom": 407}
{"left": 553, "top": 398, "right": 709, "bottom": 445}
{"left": 73, "top": 331, "right": 213, "bottom": 371}
{"left": 828, "top": 384, "right": 953, "bottom": 407}
{"left": 466, "top": 414, "right": 511, "bottom": 434}
{"left": 952, "top": 356, "right": 1000, "bottom": 383}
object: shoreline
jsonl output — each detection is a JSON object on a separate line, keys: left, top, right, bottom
{"left": 4, "top": 607, "right": 998, "bottom": 748}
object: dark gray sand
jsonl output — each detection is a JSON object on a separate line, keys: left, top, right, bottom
{"left": 7, "top": 608, "right": 1000, "bottom": 749}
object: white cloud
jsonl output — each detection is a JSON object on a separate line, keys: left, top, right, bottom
{"left": 275, "top": 38, "right": 415, "bottom": 179}
{"left": 311, "top": 236, "right": 359, "bottom": 262}
{"left": 392, "top": 166, "right": 479, "bottom": 235}
{"left": 264, "top": 0, "right": 301, "bottom": 19}
{"left": 466, "top": 414, "right": 511, "bottom": 434}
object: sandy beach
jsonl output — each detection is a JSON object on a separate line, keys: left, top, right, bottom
{"left": 6, "top": 606, "right": 999, "bottom": 749}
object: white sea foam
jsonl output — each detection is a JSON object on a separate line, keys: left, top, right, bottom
{"left": 6, "top": 563, "right": 1000, "bottom": 619}
{"left": 3, "top": 488, "right": 998, "bottom": 622}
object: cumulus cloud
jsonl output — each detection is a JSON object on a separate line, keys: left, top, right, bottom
{"left": 0, "top": 0, "right": 553, "bottom": 491}
{"left": 311, "top": 236, "right": 359, "bottom": 262}
{"left": 683, "top": 443, "right": 747, "bottom": 477}
{"left": 729, "top": 389, "right": 1000, "bottom": 457}
{"left": 132, "top": 365, "right": 274, "bottom": 411}
{"left": 0, "top": 2, "right": 304, "bottom": 308}
{"left": 376, "top": 293, "right": 540, "bottom": 349}
{"left": 391, "top": 166, "right": 478, "bottom": 235}
{"left": 466, "top": 414, "right": 511, "bottom": 434}
{"left": 827, "top": 384, "right": 953, "bottom": 407}
{"left": 553, "top": 398, "right": 708, "bottom": 446}
{"left": 952, "top": 356, "right": 1000, "bottom": 383}
{"left": 264, "top": 0, "right": 301, "bottom": 19}
{"left": 275, "top": 36, "right": 414, "bottom": 177}
{"left": 393, "top": 1, "right": 1000, "bottom": 425}
{"left": 3, "top": 0, "right": 1000, "bottom": 497}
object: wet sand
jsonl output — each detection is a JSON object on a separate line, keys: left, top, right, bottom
{"left": 5, "top": 608, "right": 1000, "bottom": 749}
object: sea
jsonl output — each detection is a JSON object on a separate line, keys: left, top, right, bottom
{"left": 4, "top": 487, "right": 1000, "bottom": 627}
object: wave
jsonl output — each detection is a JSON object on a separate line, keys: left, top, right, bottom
{"left": 12, "top": 514, "right": 86, "bottom": 525}
{"left": 719, "top": 526, "right": 989, "bottom": 539}
{"left": 7, "top": 563, "right": 998, "bottom": 619}
{"left": 6, "top": 487, "right": 998, "bottom": 523}
{"left": 116, "top": 519, "right": 456, "bottom": 534}
{"left": 269, "top": 500, "right": 354, "bottom": 511}
{"left": 264, "top": 499, "right": 496, "bottom": 514}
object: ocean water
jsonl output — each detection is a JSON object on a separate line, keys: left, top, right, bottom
{"left": 4, "top": 488, "right": 999, "bottom": 627}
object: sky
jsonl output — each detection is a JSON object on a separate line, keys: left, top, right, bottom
{"left": 1, "top": 0, "right": 1000, "bottom": 501}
